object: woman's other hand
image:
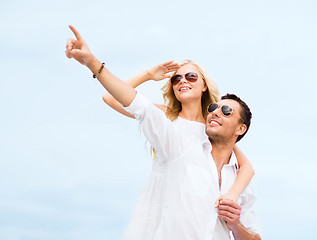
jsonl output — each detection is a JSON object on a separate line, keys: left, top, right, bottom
{"left": 147, "top": 61, "right": 180, "bottom": 81}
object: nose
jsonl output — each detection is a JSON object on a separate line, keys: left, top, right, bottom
{"left": 179, "top": 75, "right": 188, "bottom": 84}
{"left": 211, "top": 106, "right": 221, "bottom": 118}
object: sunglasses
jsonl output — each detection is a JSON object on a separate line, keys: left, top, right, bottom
{"left": 208, "top": 103, "right": 234, "bottom": 117}
{"left": 170, "top": 72, "right": 199, "bottom": 85}
{"left": 208, "top": 103, "right": 245, "bottom": 122}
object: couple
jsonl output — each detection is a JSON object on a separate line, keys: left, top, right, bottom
{"left": 65, "top": 25, "right": 261, "bottom": 240}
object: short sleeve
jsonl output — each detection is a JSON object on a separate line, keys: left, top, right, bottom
{"left": 123, "top": 92, "right": 186, "bottom": 160}
{"left": 123, "top": 91, "right": 152, "bottom": 121}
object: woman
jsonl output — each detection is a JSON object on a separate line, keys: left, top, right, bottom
{"left": 65, "top": 25, "right": 254, "bottom": 240}
{"left": 103, "top": 60, "right": 253, "bottom": 204}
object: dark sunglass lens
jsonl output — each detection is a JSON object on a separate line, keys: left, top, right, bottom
{"left": 221, "top": 105, "right": 233, "bottom": 116}
{"left": 171, "top": 75, "right": 182, "bottom": 85}
{"left": 208, "top": 103, "right": 218, "bottom": 112}
{"left": 185, "top": 72, "right": 198, "bottom": 82}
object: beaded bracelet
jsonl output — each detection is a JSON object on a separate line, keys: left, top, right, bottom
{"left": 93, "top": 62, "right": 105, "bottom": 78}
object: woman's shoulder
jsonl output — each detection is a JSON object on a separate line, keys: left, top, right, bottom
{"left": 154, "top": 104, "right": 167, "bottom": 113}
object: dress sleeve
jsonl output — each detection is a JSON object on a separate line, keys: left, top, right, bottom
{"left": 238, "top": 184, "right": 261, "bottom": 235}
{"left": 123, "top": 92, "right": 185, "bottom": 160}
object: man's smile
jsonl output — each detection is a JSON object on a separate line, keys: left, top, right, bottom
{"left": 208, "top": 119, "right": 221, "bottom": 126}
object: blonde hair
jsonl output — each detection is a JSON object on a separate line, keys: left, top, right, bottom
{"left": 161, "top": 59, "right": 219, "bottom": 121}
{"left": 151, "top": 60, "right": 219, "bottom": 158}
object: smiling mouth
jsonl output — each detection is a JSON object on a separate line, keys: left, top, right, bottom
{"left": 179, "top": 87, "right": 191, "bottom": 91}
{"left": 209, "top": 119, "right": 221, "bottom": 126}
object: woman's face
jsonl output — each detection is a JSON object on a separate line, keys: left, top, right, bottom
{"left": 172, "top": 64, "right": 207, "bottom": 104}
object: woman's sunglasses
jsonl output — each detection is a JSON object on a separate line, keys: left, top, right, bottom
{"left": 208, "top": 103, "right": 234, "bottom": 117}
{"left": 170, "top": 72, "right": 199, "bottom": 85}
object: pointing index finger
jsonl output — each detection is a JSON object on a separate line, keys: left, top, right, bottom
{"left": 69, "top": 25, "right": 82, "bottom": 40}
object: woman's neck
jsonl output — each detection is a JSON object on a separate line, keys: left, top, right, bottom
{"left": 178, "top": 101, "right": 205, "bottom": 124}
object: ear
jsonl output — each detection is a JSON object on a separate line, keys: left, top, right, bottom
{"left": 236, "top": 123, "right": 247, "bottom": 137}
{"left": 202, "top": 82, "right": 208, "bottom": 92}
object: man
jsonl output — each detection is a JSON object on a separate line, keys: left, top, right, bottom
{"left": 206, "top": 93, "right": 261, "bottom": 239}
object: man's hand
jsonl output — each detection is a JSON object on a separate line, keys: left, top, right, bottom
{"left": 217, "top": 199, "right": 261, "bottom": 240}
{"left": 217, "top": 199, "right": 241, "bottom": 230}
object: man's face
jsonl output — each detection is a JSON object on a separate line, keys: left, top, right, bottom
{"left": 205, "top": 99, "right": 246, "bottom": 143}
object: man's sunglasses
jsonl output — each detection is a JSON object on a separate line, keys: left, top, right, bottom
{"left": 208, "top": 103, "right": 234, "bottom": 117}
{"left": 170, "top": 72, "right": 199, "bottom": 85}
{"left": 208, "top": 103, "right": 244, "bottom": 122}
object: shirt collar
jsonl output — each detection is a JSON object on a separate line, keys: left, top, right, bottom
{"left": 209, "top": 146, "right": 239, "bottom": 169}
{"left": 204, "top": 135, "right": 238, "bottom": 170}
{"left": 225, "top": 150, "right": 239, "bottom": 169}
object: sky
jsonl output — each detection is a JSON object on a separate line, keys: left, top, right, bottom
{"left": 1, "top": 0, "right": 317, "bottom": 239}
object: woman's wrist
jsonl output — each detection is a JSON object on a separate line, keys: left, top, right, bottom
{"left": 144, "top": 69, "right": 153, "bottom": 81}
{"left": 135, "top": 70, "right": 152, "bottom": 84}
{"left": 225, "top": 190, "right": 240, "bottom": 201}
{"left": 86, "top": 56, "right": 101, "bottom": 74}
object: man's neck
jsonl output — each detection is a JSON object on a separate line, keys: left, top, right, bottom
{"left": 210, "top": 141, "right": 235, "bottom": 189}
{"left": 211, "top": 141, "right": 235, "bottom": 172}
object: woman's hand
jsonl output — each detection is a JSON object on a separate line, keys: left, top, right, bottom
{"left": 215, "top": 192, "right": 238, "bottom": 208}
{"left": 147, "top": 61, "right": 180, "bottom": 81}
{"left": 65, "top": 25, "right": 95, "bottom": 66}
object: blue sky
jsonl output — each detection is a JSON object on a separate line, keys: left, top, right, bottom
{"left": 1, "top": 0, "right": 317, "bottom": 239}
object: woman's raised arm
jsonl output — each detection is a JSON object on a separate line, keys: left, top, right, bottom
{"left": 65, "top": 25, "right": 136, "bottom": 107}
{"left": 102, "top": 61, "right": 180, "bottom": 118}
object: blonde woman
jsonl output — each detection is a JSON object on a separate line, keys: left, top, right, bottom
{"left": 65, "top": 25, "right": 255, "bottom": 239}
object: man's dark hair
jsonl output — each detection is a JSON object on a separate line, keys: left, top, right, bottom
{"left": 221, "top": 93, "right": 252, "bottom": 142}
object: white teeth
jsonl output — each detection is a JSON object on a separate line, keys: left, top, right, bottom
{"left": 179, "top": 87, "right": 190, "bottom": 91}
{"left": 210, "top": 120, "right": 220, "bottom": 126}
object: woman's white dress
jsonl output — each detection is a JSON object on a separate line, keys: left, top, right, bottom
{"left": 123, "top": 92, "right": 222, "bottom": 240}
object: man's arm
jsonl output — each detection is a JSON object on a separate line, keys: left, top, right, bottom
{"left": 230, "top": 220, "right": 261, "bottom": 240}
{"left": 217, "top": 199, "right": 261, "bottom": 240}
